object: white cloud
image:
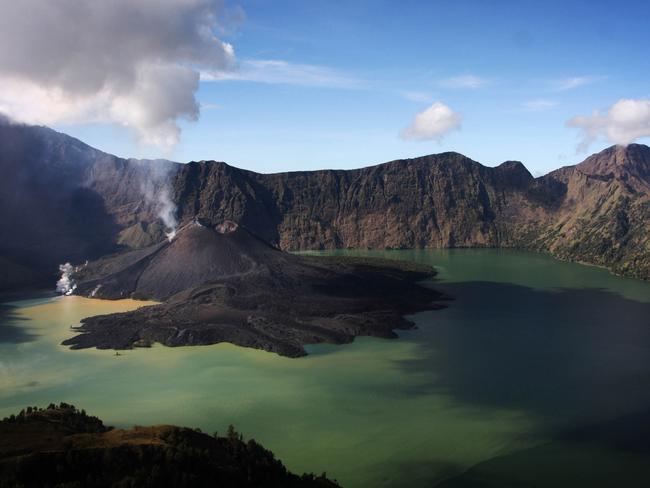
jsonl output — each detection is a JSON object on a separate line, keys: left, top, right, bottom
{"left": 401, "top": 102, "right": 461, "bottom": 141}
{"left": 439, "top": 75, "right": 488, "bottom": 89}
{"left": 522, "top": 99, "right": 558, "bottom": 112}
{"left": 567, "top": 98, "right": 650, "bottom": 151}
{"left": 0, "top": 0, "right": 236, "bottom": 149}
{"left": 552, "top": 76, "right": 601, "bottom": 91}
{"left": 202, "top": 59, "right": 364, "bottom": 89}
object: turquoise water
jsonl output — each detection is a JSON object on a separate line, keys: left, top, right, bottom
{"left": 1, "top": 249, "right": 649, "bottom": 487}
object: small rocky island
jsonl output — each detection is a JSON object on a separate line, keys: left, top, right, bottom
{"left": 63, "top": 220, "right": 446, "bottom": 357}
{"left": 0, "top": 404, "right": 339, "bottom": 487}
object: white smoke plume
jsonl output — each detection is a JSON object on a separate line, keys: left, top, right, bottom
{"left": 56, "top": 263, "right": 77, "bottom": 295}
{"left": 138, "top": 162, "right": 179, "bottom": 240}
{"left": 0, "top": 0, "right": 237, "bottom": 148}
{"left": 158, "top": 187, "right": 179, "bottom": 241}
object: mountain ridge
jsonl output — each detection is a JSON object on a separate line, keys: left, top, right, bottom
{"left": 0, "top": 122, "right": 648, "bottom": 287}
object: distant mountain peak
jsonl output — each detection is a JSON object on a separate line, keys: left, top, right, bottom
{"left": 577, "top": 143, "right": 650, "bottom": 190}
{"left": 497, "top": 160, "right": 528, "bottom": 170}
{"left": 495, "top": 160, "right": 533, "bottom": 186}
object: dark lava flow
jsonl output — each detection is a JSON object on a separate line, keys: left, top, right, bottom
{"left": 63, "top": 221, "right": 447, "bottom": 357}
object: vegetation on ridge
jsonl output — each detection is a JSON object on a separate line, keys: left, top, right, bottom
{"left": 0, "top": 404, "right": 340, "bottom": 488}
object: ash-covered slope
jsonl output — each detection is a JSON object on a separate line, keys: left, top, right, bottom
{"left": 73, "top": 220, "right": 289, "bottom": 300}
{"left": 65, "top": 221, "right": 445, "bottom": 357}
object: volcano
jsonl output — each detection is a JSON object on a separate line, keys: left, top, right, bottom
{"left": 63, "top": 221, "right": 446, "bottom": 357}
{"left": 73, "top": 219, "right": 292, "bottom": 300}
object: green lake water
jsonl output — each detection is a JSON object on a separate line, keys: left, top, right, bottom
{"left": 1, "top": 249, "right": 649, "bottom": 487}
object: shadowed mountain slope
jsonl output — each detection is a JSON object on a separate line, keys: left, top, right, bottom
{"left": 0, "top": 121, "right": 178, "bottom": 289}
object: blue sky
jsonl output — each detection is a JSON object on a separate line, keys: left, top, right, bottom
{"left": 55, "top": 0, "right": 650, "bottom": 175}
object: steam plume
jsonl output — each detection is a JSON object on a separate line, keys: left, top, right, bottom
{"left": 56, "top": 263, "right": 77, "bottom": 295}
{"left": 138, "top": 161, "right": 179, "bottom": 240}
{"left": 158, "top": 186, "right": 179, "bottom": 241}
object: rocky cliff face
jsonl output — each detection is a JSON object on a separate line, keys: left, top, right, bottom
{"left": 1, "top": 122, "right": 648, "bottom": 288}
{"left": 172, "top": 154, "right": 532, "bottom": 250}
{"left": 166, "top": 147, "right": 649, "bottom": 279}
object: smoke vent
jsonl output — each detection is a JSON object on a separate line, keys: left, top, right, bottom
{"left": 216, "top": 220, "right": 239, "bottom": 234}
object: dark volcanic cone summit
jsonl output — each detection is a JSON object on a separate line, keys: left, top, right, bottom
{"left": 135, "top": 220, "right": 288, "bottom": 299}
{"left": 74, "top": 220, "right": 291, "bottom": 300}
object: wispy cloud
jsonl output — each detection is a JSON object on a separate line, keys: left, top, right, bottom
{"left": 552, "top": 75, "right": 603, "bottom": 91}
{"left": 439, "top": 75, "right": 489, "bottom": 89}
{"left": 202, "top": 59, "right": 365, "bottom": 89}
{"left": 522, "top": 99, "right": 558, "bottom": 112}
